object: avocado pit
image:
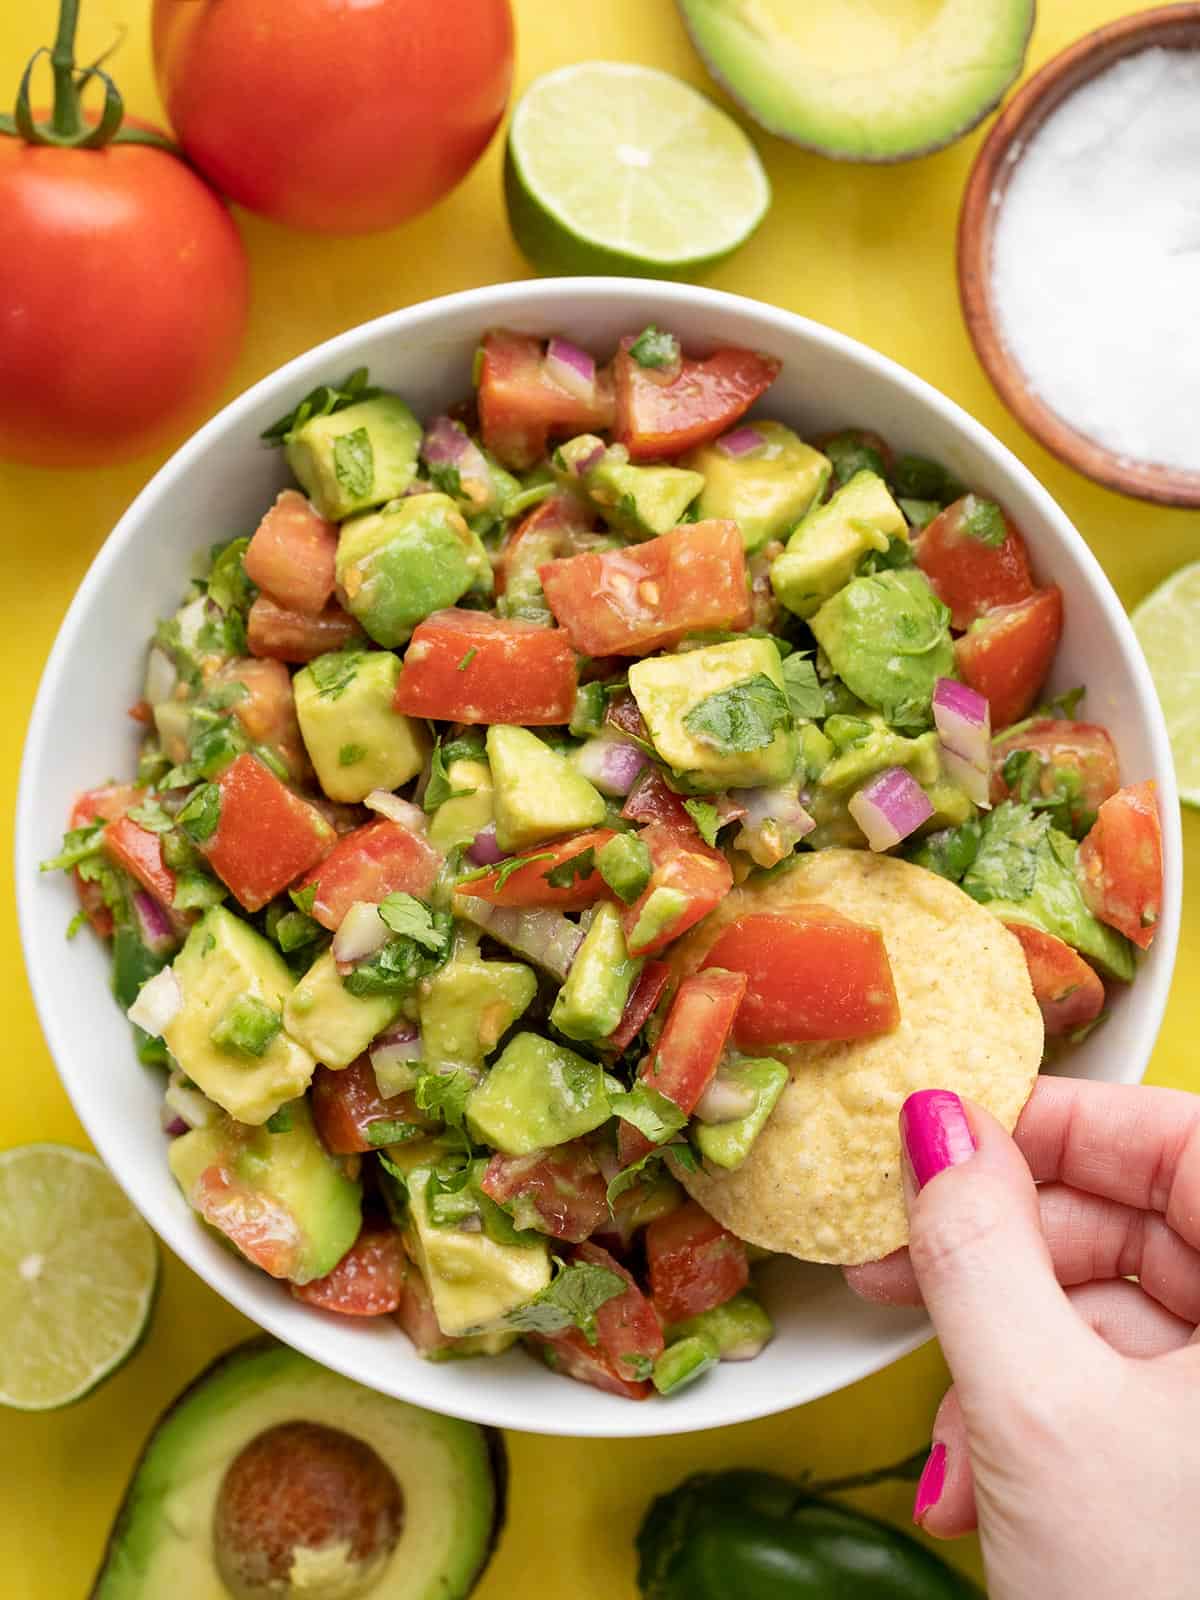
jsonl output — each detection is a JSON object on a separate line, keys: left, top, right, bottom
{"left": 213, "top": 1420, "right": 403, "bottom": 1600}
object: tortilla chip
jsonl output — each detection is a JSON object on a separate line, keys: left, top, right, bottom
{"left": 671, "top": 850, "right": 1043, "bottom": 1266}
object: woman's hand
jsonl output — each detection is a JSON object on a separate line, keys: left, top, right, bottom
{"left": 846, "top": 1077, "right": 1200, "bottom": 1600}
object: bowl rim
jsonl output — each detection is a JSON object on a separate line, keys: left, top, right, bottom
{"left": 16, "top": 276, "right": 1183, "bottom": 1437}
{"left": 957, "top": 3, "right": 1200, "bottom": 507}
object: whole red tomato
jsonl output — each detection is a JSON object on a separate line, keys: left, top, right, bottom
{"left": 152, "top": 0, "right": 515, "bottom": 235}
{"left": 0, "top": 123, "right": 248, "bottom": 468}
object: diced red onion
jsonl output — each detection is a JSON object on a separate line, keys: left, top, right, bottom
{"left": 364, "top": 791, "right": 427, "bottom": 833}
{"left": 715, "top": 794, "right": 749, "bottom": 826}
{"left": 132, "top": 890, "right": 178, "bottom": 957}
{"left": 730, "top": 785, "right": 816, "bottom": 868}
{"left": 164, "top": 1070, "right": 220, "bottom": 1131}
{"left": 848, "top": 766, "right": 934, "bottom": 852}
{"left": 694, "top": 1076, "right": 758, "bottom": 1125}
{"left": 716, "top": 425, "right": 765, "bottom": 460}
{"left": 572, "top": 438, "right": 607, "bottom": 476}
{"left": 942, "top": 748, "right": 991, "bottom": 808}
{"left": 128, "top": 967, "right": 182, "bottom": 1036}
{"left": 458, "top": 1214, "right": 484, "bottom": 1234}
{"left": 467, "top": 824, "right": 505, "bottom": 866}
{"left": 933, "top": 677, "right": 991, "bottom": 770}
{"left": 571, "top": 733, "right": 648, "bottom": 797}
{"left": 455, "top": 896, "right": 583, "bottom": 982}
{"left": 162, "top": 1115, "right": 189, "bottom": 1138}
{"left": 544, "top": 337, "right": 597, "bottom": 405}
{"left": 332, "top": 901, "right": 389, "bottom": 965}
{"left": 422, "top": 416, "right": 491, "bottom": 495}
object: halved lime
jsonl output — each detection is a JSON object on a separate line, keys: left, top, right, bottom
{"left": 505, "top": 62, "right": 771, "bottom": 278}
{"left": 0, "top": 1144, "right": 158, "bottom": 1410}
{"left": 1132, "top": 561, "right": 1200, "bottom": 807}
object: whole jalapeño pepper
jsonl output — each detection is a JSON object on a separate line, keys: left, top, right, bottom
{"left": 636, "top": 1457, "right": 983, "bottom": 1599}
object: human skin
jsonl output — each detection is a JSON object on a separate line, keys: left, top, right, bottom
{"left": 846, "top": 1078, "right": 1200, "bottom": 1600}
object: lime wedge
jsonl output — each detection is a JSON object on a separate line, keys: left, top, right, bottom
{"left": 0, "top": 1145, "right": 158, "bottom": 1410}
{"left": 1132, "top": 561, "right": 1200, "bottom": 807}
{"left": 505, "top": 62, "right": 771, "bottom": 278}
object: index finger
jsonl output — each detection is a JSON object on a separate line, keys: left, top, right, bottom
{"left": 1015, "top": 1075, "right": 1200, "bottom": 1247}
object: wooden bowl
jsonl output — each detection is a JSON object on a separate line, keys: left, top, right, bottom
{"left": 958, "top": 4, "right": 1200, "bottom": 507}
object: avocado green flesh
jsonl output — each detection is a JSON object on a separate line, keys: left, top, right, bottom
{"left": 90, "top": 1338, "right": 503, "bottom": 1600}
{"left": 678, "top": 0, "right": 1035, "bottom": 161}
{"left": 294, "top": 651, "right": 428, "bottom": 804}
{"left": 286, "top": 393, "right": 422, "bottom": 522}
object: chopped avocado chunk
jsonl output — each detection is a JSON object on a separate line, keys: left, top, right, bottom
{"left": 667, "top": 1292, "right": 774, "bottom": 1360}
{"left": 550, "top": 902, "right": 642, "bottom": 1041}
{"left": 418, "top": 945, "right": 537, "bottom": 1072}
{"left": 162, "top": 907, "right": 316, "bottom": 1125}
{"left": 596, "top": 831, "right": 652, "bottom": 904}
{"left": 628, "top": 887, "right": 690, "bottom": 955}
{"left": 427, "top": 757, "right": 495, "bottom": 852}
{"left": 285, "top": 392, "right": 421, "bottom": 520}
{"left": 819, "top": 719, "right": 940, "bottom": 792}
{"left": 584, "top": 451, "right": 705, "bottom": 540}
{"left": 294, "top": 650, "right": 429, "bottom": 803}
{"left": 652, "top": 1333, "right": 719, "bottom": 1395}
{"left": 283, "top": 947, "right": 404, "bottom": 1069}
{"left": 684, "top": 421, "right": 830, "bottom": 552}
{"left": 629, "top": 637, "right": 797, "bottom": 792}
{"left": 486, "top": 725, "right": 606, "bottom": 851}
{"left": 405, "top": 1166, "right": 551, "bottom": 1336}
{"left": 962, "top": 802, "right": 1136, "bottom": 982}
{"left": 336, "top": 493, "right": 492, "bottom": 648}
{"left": 89, "top": 1339, "right": 504, "bottom": 1600}
{"left": 168, "top": 1098, "right": 360, "bottom": 1283}
{"left": 693, "top": 1057, "right": 790, "bottom": 1170}
{"left": 771, "top": 470, "right": 907, "bottom": 618}
{"left": 465, "top": 1033, "right": 612, "bottom": 1155}
{"left": 810, "top": 568, "right": 953, "bottom": 732}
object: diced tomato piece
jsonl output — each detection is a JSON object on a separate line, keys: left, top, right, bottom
{"left": 528, "top": 1241, "right": 663, "bottom": 1399}
{"left": 299, "top": 819, "right": 443, "bottom": 932}
{"left": 103, "top": 815, "right": 177, "bottom": 908}
{"left": 605, "top": 960, "right": 671, "bottom": 1051}
{"left": 211, "top": 657, "right": 309, "bottom": 781}
{"left": 69, "top": 784, "right": 143, "bottom": 936}
{"left": 291, "top": 1224, "right": 408, "bottom": 1316}
{"left": 614, "top": 339, "right": 780, "bottom": 462}
{"left": 247, "top": 594, "right": 364, "bottom": 663}
{"left": 477, "top": 329, "right": 615, "bottom": 470}
{"left": 622, "top": 822, "right": 734, "bottom": 958}
{"left": 915, "top": 495, "right": 1036, "bottom": 630}
{"left": 190, "top": 1163, "right": 303, "bottom": 1280}
{"left": 311, "top": 1058, "right": 429, "bottom": 1155}
{"left": 468, "top": 829, "right": 616, "bottom": 911}
{"left": 497, "top": 493, "right": 598, "bottom": 598}
{"left": 481, "top": 1142, "right": 609, "bottom": 1243}
{"left": 1076, "top": 781, "right": 1163, "bottom": 951}
{"left": 244, "top": 489, "right": 339, "bottom": 617}
{"left": 394, "top": 1260, "right": 454, "bottom": 1356}
{"left": 701, "top": 909, "right": 900, "bottom": 1048}
{"left": 1003, "top": 922, "right": 1105, "bottom": 1037}
{"left": 620, "top": 769, "right": 693, "bottom": 831}
{"left": 954, "top": 587, "right": 1063, "bottom": 731}
{"left": 201, "top": 753, "right": 335, "bottom": 913}
{"left": 541, "top": 521, "right": 752, "bottom": 657}
{"left": 605, "top": 691, "right": 651, "bottom": 746}
{"left": 128, "top": 699, "right": 153, "bottom": 725}
{"left": 991, "top": 719, "right": 1120, "bottom": 831}
{"left": 646, "top": 1200, "right": 749, "bottom": 1324}
{"left": 393, "top": 609, "right": 578, "bottom": 726}
{"left": 619, "top": 968, "right": 746, "bottom": 1167}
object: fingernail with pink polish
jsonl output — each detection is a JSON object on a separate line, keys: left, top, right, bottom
{"left": 900, "top": 1090, "right": 976, "bottom": 1190}
{"left": 913, "top": 1441, "right": 947, "bottom": 1526}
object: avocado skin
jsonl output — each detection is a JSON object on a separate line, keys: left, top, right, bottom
{"left": 90, "top": 1337, "right": 508, "bottom": 1599}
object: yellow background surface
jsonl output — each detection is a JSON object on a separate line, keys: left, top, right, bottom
{"left": 2, "top": 2, "right": 1196, "bottom": 1594}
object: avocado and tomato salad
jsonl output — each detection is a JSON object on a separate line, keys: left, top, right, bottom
{"left": 45, "top": 324, "right": 1163, "bottom": 1402}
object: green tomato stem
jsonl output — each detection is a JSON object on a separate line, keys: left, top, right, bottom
{"left": 50, "top": 0, "right": 84, "bottom": 138}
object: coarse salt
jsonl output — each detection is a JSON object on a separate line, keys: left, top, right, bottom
{"left": 992, "top": 47, "right": 1200, "bottom": 473}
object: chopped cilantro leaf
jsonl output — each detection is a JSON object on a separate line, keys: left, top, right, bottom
{"left": 207, "top": 537, "right": 256, "bottom": 616}
{"left": 333, "top": 427, "right": 374, "bottom": 499}
{"left": 960, "top": 803, "right": 1051, "bottom": 905}
{"left": 780, "top": 653, "right": 825, "bottom": 722}
{"left": 428, "top": 462, "right": 463, "bottom": 499}
{"left": 265, "top": 1106, "right": 293, "bottom": 1134}
{"left": 683, "top": 799, "right": 721, "bottom": 848}
{"left": 414, "top": 1067, "right": 473, "bottom": 1130}
{"left": 605, "top": 1142, "right": 698, "bottom": 1208}
{"left": 125, "top": 800, "right": 174, "bottom": 835}
{"left": 176, "top": 784, "right": 221, "bottom": 845}
{"left": 343, "top": 908, "right": 452, "bottom": 997}
{"left": 628, "top": 326, "right": 680, "bottom": 371}
{"left": 505, "top": 1260, "right": 626, "bottom": 1344}
{"left": 40, "top": 823, "right": 104, "bottom": 873}
{"left": 610, "top": 1082, "right": 687, "bottom": 1146}
{"left": 544, "top": 848, "right": 595, "bottom": 889}
{"left": 308, "top": 649, "right": 365, "bottom": 701}
{"left": 261, "top": 367, "right": 380, "bottom": 446}
{"left": 457, "top": 648, "right": 477, "bottom": 672}
{"left": 291, "top": 884, "right": 318, "bottom": 916}
{"left": 338, "top": 743, "right": 368, "bottom": 767}
{"left": 365, "top": 1119, "right": 426, "bottom": 1147}
{"left": 490, "top": 851, "right": 553, "bottom": 890}
{"left": 377, "top": 893, "right": 446, "bottom": 951}
{"left": 683, "top": 674, "right": 791, "bottom": 754}
{"left": 424, "top": 742, "right": 478, "bottom": 812}
{"left": 172, "top": 871, "right": 227, "bottom": 912}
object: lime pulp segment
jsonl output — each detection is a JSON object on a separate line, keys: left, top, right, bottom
{"left": 1131, "top": 560, "right": 1200, "bottom": 807}
{"left": 0, "top": 1144, "right": 158, "bottom": 1410}
{"left": 507, "top": 62, "right": 770, "bottom": 273}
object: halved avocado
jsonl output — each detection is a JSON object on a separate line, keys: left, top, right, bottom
{"left": 92, "top": 1338, "right": 505, "bottom": 1600}
{"left": 677, "top": 0, "right": 1035, "bottom": 162}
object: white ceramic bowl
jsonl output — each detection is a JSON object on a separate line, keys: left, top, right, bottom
{"left": 17, "top": 279, "right": 1182, "bottom": 1439}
